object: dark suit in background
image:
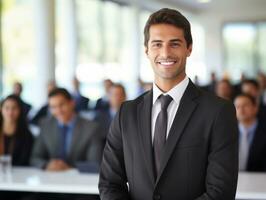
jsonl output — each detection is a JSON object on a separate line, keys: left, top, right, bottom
{"left": 94, "top": 109, "right": 114, "bottom": 160}
{"left": 30, "top": 104, "right": 49, "bottom": 125}
{"left": 99, "top": 81, "right": 239, "bottom": 200}
{"left": 73, "top": 93, "right": 90, "bottom": 112}
{"left": 246, "top": 121, "right": 266, "bottom": 171}
{"left": 94, "top": 97, "right": 109, "bottom": 111}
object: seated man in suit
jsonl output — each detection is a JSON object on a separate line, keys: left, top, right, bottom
{"left": 234, "top": 93, "right": 266, "bottom": 171}
{"left": 31, "top": 88, "right": 101, "bottom": 171}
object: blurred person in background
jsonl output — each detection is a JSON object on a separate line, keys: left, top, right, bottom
{"left": 137, "top": 78, "right": 152, "bottom": 95}
{"left": 215, "top": 79, "right": 234, "bottom": 101}
{"left": 241, "top": 79, "right": 266, "bottom": 122}
{"left": 94, "top": 83, "right": 126, "bottom": 158}
{"left": 257, "top": 72, "right": 266, "bottom": 106}
{"left": 0, "top": 95, "right": 33, "bottom": 166}
{"left": 30, "top": 80, "right": 57, "bottom": 126}
{"left": 234, "top": 93, "right": 266, "bottom": 172}
{"left": 12, "top": 81, "right": 32, "bottom": 117}
{"left": 72, "top": 77, "right": 90, "bottom": 112}
{"left": 94, "top": 79, "right": 113, "bottom": 111}
{"left": 202, "top": 71, "right": 217, "bottom": 93}
{"left": 233, "top": 73, "right": 246, "bottom": 96}
{"left": 31, "top": 88, "right": 101, "bottom": 172}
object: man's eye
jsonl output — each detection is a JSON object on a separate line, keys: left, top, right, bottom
{"left": 171, "top": 43, "right": 180, "bottom": 47}
{"left": 152, "top": 43, "right": 162, "bottom": 48}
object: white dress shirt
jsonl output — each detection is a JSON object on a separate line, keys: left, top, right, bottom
{"left": 151, "top": 76, "right": 189, "bottom": 144}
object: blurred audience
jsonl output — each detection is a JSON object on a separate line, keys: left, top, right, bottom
{"left": 234, "top": 93, "right": 266, "bottom": 172}
{"left": 241, "top": 79, "right": 266, "bottom": 122}
{"left": 202, "top": 72, "right": 217, "bottom": 93}
{"left": 30, "top": 80, "right": 57, "bottom": 126}
{"left": 137, "top": 78, "right": 152, "bottom": 95}
{"left": 0, "top": 95, "right": 33, "bottom": 166}
{"left": 30, "top": 88, "right": 101, "bottom": 172}
{"left": 257, "top": 73, "right": 266, "bottom": 106}
{"left": 215, "top": 79, "right": 234, "bottom": 101}
{"left": 12, "top": 81, "right": 32, "bottom": 117}
{"left": 72, "top": 77, "right": 90, "bottom": 112}
{"left": 234, "top": 73, "right": 246, "bottom": 96}
{"left": 94, "top": 79, "right": 113, "bottom": 111}
{"left": 94, "top": 83, "right": 126, "bottom": 158}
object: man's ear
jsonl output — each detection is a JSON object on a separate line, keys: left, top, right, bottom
{"left": 145, "top": 46, "right": 149, "bottom": 56}
{"left": 187, "top": 44, "right": 192, "bottom": 57}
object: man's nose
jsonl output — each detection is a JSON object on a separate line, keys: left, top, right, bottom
{"left": 160, "top": 45, "right": 171, "bottom": 58}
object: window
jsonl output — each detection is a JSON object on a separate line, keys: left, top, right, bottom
{"left": 223, "top": 23, "right": 257, "bottom": 81}
{"left": 75, "top": 0, "right": 140, "bottom": 99}
{"left": 223, "top": 22, "right": 266, "bottom": 81}
{"left": 1, "top": 0, "right": 35, "bottom": 103}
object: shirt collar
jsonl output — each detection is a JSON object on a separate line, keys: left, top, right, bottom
{"left": 57, "top": 115, "right": 77, "bottom": 129}
{"left": 238, "top": 120, "right": 258, "bottom": 135}
{"left": 152, "top": 76, "right": 189, "bottom": 105}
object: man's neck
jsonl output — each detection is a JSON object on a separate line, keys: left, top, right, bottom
{"left": 241, "top": 118, "right": 257, "bottom": 129}
{"left": 155, "top": 74, "right": 186, "bottom": 93}
{"left": 60, "top": 114, "right": 75, "bottom": 125}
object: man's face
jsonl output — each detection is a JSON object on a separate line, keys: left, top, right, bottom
{"left": 109, "top": 87, "right": 126, "bottom": 110}
{"left": 241, "top": 83, "right": 259, "bottom": 99}
{"left": 13, "top": 83, "right": 22, "bottom": 96}
{"left": 145, "top": 24, "right": 192, "bottom": 85}
{"left": 234, "top": 96, "right": 257, "bottom": 123}
{"left": 216, "top": 81, "right": 232, "bottom": 100}
{"left": 49, "top": 95, "right": 75, "bottom": 123}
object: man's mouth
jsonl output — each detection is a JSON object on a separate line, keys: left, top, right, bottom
{"left": 157, "top": 60, "right": 177, "bottom": 66}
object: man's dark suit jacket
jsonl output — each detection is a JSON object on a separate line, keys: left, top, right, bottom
{"left": 246, "top": 121, "right": 266, "bottom": 172}
{"left": 99, "top": 80, "right": 239, "bottom": 200}
{"left": 73, "top": 94, "right": 90, "bottom": 112}
{"left": 31, "top": 115, "right": 102, "bottom": 169}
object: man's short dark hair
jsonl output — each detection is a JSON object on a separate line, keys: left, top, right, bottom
{"left": 235, "top": 93, "right": 257, "bottom": 106}
{"left": 242, "top": 79, "right": 260, "bottom": 90}
{"left": 144, "top": 8, "right": 193, "bottom": 47}
{"left": 48, "top": 88, "right": 72, "bottom": 100}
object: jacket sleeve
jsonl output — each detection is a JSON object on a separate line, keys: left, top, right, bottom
{"left": 98, "top": 104, "right": 131, "bottom": 200}
{"left": 195, "top": 101, "right": 239, "bottom": 200}
{"left": 30, "top": 126, "right": 49, "bottom": 169}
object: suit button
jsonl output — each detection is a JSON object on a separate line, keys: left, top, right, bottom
{"left": 154, "top": 194, "right": 161, "bottom": 200}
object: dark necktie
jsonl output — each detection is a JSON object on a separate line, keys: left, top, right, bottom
{"left": 153, "top": 94, "right": 173, "bottom": 177}
{"left": 58, "top": 125, "right": 69, "bottom": 160}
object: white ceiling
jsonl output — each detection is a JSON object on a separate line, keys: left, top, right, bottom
{"left": 155, "top": 0, "right": 266, "bottom": 14}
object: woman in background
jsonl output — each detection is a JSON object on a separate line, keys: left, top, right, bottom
{"left": 0, "top": 95, "right": 33, "bottom": 166}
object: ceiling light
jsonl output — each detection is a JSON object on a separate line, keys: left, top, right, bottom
{"left": 197, "top": 0, "right": 211, "bottom": 3}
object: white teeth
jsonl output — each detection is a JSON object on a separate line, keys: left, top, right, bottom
{"left": 159, "top": 61, "right": 175, "bottom": 66}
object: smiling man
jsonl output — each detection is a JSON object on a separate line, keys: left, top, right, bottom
{"left": 99, "top": 8, "right": 238, "bottom": 200}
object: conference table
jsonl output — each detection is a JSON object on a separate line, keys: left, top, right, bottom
{"left": 0, "top": 167, "right": 266, "bottom": 199}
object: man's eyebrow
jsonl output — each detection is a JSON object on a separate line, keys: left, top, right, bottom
{"left": 170, "top": 39, "right": 183, "bottom": 43}
{"left": 150, "top": 39, "right": 183, "bottom": 43}
{"left": 151, "top": 40, "right": 162, "bottom": 43}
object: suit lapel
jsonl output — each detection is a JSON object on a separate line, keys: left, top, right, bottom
{"left": 247, "top": 124, "right": 259, "bottom": 168}
{"left": 69, "top": 117, "right": 83, "bottom": 159}
{"left": 47, "top": 118, "right": 61, "bottom": 156}
{"left": 155, "top": 81, "right": 200, "bottom": 185}
{"left": 137, "top": 90, "right": 156, "bottom": 183}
